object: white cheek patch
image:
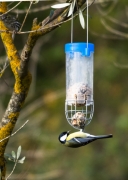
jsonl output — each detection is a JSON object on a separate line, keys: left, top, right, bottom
{"left": 60, "top": 134, "right": 67, "bottom": 142}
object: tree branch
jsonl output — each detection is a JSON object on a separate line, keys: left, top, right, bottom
{"left": 20, "top": 0, "right": 87, "bottom": 63}
{"left": 0, "top": 2, "right": 31, "bottom": 179}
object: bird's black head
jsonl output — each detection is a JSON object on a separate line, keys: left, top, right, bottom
{"left": 58, "top": 131, "right": 70, "bottom": 144}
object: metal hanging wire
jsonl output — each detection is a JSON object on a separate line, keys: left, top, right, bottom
{"left": 71, "top": 2, "right": 74, "bottom": 43}
{"left": 86, "top": 0, "right": 89, "bottom": 48}
{"left": 70, "top": 0, "right": 89, "bottom": 44}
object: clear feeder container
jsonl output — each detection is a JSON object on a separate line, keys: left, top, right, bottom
{"left": 65, "top": 43, "right": 94, "bottom": 130}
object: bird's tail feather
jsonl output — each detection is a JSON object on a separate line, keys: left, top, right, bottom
{"left": 96, "top": 134, "right": 113, "bottom": 139}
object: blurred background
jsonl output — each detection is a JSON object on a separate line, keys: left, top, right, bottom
{"left": 0, "top": 0, "right": 128, "bottom": 179}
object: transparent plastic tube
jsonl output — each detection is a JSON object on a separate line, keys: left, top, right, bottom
{"left": 65, "top": 43, "right": 94, "bottom": 106}
{"left": 65, "top": 43, "right": 94, "bottom": 130}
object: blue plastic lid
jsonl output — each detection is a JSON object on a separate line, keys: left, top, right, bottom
{"left": 65, "top": 43, "right": 94, "bottom": 56}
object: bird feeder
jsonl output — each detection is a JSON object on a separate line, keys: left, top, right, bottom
{"left": 65, "top": 42, "right": 94, "bottom": 131}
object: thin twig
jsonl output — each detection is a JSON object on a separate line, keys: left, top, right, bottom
{"left": 0, "top": 56, "right": 9, "bottom": 78}
{"left": 101, "top": 18, "right": 128, "bottom": 38}
{"left": 6, "top": 159, "right": 18, "bottom": 180}
{"left": 19, "top": 1, "right": 33, "bottom": 32}
{"left": 106, "top": 16, "right": 128, "bottom": 28}
{"left": 0, "top": 120, "right": 29, "bottom": 143}
{"left": 90, "top": 29, "right": 124, "bottom": 39}
{"left": 13, "top": 5, "right": 51, "bottom": 14}
{"left": 0, "top": 1, "right": 22, "bottom": 16}
{"left": 96, "top": 0, "right": 117, "bottom": 16}
{"left": 7, "top": 2, "right": 15, "bottom": 7}
{"left": 114, "top": 61, "right": 128, "bottom": 69}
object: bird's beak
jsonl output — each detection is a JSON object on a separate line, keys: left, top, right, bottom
{"left": 67, "top": 130, "right": 70, "bottom": 135}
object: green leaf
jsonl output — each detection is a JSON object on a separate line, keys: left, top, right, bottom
{"left": 51, "top": 3, "right": 70, "bottom": 9}
{"left": 18, "top": 156, "right": 26, "bottom": 164}
{"left": 79, "top": 9, "right": 85, "bottom": 29}
{"left": 68, "top": 3, "right": 73, "bottom": 17}
{"left": 17, "top": 146, "right": 21, "bottom": 159}
{"left": 68, "top": 0, "right": 76, "bottom": 17}
{"left": 4, "top": 153, "right": 15, "bottom": 162}
{"left": 11, "top": 151, "right": 16, "bottom": 159}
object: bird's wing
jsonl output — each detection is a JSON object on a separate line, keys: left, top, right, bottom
{"left": 66, "top": 137, "right": 96, "bottom": 148}
{"left": 66, "top": 138, "right": 81, "bottom": 148}
{"left": 77, "top": 137, "right": 96, "bottom": 145}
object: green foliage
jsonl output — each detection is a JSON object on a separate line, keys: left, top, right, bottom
{"left": 5, "top": 146, "right": 25, "bottom": 164}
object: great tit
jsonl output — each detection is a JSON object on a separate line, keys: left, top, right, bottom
{"left": 59, "top": 131, "right": 113, "bottom": 148}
